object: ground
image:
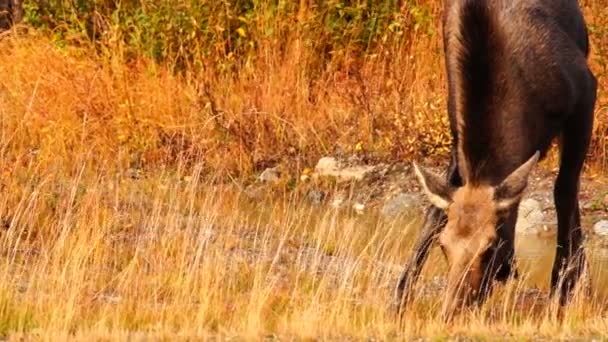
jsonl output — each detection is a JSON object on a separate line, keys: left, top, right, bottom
{"left": 2, "top": 150, "right": 608, "bottom": 340}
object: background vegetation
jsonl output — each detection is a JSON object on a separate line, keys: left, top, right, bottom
{"left": 2, "top": 0, "right": 604, "bottom": 181}
{"left": 0, "top": 1, "right": 607, "bottom": 339}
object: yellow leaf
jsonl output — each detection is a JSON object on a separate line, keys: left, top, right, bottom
{"left": 236, "top": 27, "right": 247, "bottom": 37}
{"left": 355, "top": 142, "right": 363, "bottom": 152}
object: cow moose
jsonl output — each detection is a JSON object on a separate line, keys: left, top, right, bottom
{"left": 394, "top": 0, "right": 597, "bottom": 319}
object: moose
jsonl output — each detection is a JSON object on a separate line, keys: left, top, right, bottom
{"left": 394, "top": 0, "right": 597, "bottom": 319}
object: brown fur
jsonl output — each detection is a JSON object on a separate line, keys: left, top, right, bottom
{"left": 439, "top": 185, "right": 498, "bottom": 316}
{"left": 395, "top": 0, "right": 597, "bottom": 320}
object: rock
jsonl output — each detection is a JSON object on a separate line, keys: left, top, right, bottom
{"left": 259, "top": 167, "right": 280, "bottom": 183}
{"left": 334, "top": 165, "right": 376, "bottom": 181}
{"left": 313, "top": 156, "right": 376, "bottom": 182}
{"left": 516, "top": 198, "right": 546, "bottom": 234}
{"left": 331, "top": 198, "right": 344, "bottom": 208}
{"left": 364, "top": 163, "right": 390, "bottom": 183}
{"left": 593, "top": 220, "right": 608, "bottom": 236}
{"left": 353, "top": 203, "right": 365, "bottom": 215}
{"left": 381, "top": 193, "right": 421, "bottom": 218}
{"left": 307, "top": 190, "right": 325, "bottom": 206}
{"left": 315, "top": 157, "right": 339, "bottom": 173}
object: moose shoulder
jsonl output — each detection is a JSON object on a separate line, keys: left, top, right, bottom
{"left": 394, "top": 0, "right": 597, "bottom": 320}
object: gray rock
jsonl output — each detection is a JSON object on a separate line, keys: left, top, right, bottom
{"left": 315, "top": 157, "right": 339, "bottom": 174}
{"left": 593, "top": 220, "right": 608, "bottom": 236}
{"left": 381, "top": 193, "right": 421, "bottom": 218}
{"left": 516, "top": 198, "right": 546, "bottom": 234}
{"left": 307, "top": 190, "right": 325, "bottom": 205}
{"left": 335, "top": 165, "right": 376, "bottom": 181}
{"left": 259, "top": 167, "right": 280, "bottom": 183}
{"left": 313, "top": 156, "right": 375, "bottom": 182}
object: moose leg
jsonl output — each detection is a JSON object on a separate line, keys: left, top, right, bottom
{"left": 393, "top": 206, "right": 445, "bottom": 311}
{"left": 393, "top": 152, "right": 462, "bottom": 313}
{"left": 493, "top": 209, "right": 519, "bottom": 282}
{"left": 551, "top": 79, "right": 596, "bottom": 305}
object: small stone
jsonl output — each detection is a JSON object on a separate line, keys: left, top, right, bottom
{"left": 315, "top": 157, "right": 339, "bottom": 173}
{"left": 331, "top": 198, "right": 344, "bottom": 208}
{"left": 313, "top": 156, "right": 375, "bottom": 181}
{"left": 593, "top": 220, "right": 608, "bottom": 236}
{"left": 259, "top": 167, "right": 280, "bottom": 183}
{"left": 333, "top": 165, "right": 375, "bottom": 181}
{"left": 516, "top": 198, "right": 546, "bottom": 234}
{"left": 353, "top": 203, "right": 365, "bottom": 214}
{"left": 307, "top": 190, "right": 325, "bottom": 205}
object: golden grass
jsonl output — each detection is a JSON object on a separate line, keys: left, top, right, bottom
{"left": 0, "top": 21, "right": 456, "bottom": 180}
{"left": 0, "top": 162, "right": 608, "bottom": 340}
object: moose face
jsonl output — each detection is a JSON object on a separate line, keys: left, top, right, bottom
{"left": 413, "top": 153, "right": 539, "bottom": 319}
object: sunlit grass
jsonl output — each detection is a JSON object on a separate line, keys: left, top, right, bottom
{"left": 0, "top": 161, "right": 606, "bottom": 340}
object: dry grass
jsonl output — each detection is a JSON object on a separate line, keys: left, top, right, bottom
{"left": 3, "top": 3, "right": 607, "bottom": 181}
{"left": 0, "top": 9, "right": 467, "bottom": 181}
{"left": 0, "top": 2, "right": 607, "bottom": 339}
{"left": 1, "top": 163, "right": 608, "bottom": 340}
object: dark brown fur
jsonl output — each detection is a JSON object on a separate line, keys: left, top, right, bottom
{"left": 394, "top": 0, "right": 597, "bottom": 319}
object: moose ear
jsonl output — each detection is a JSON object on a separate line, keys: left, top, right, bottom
{"left": 413, "top": 162, "right": 453, "bottom": 209}
{"left": 494, "top": 151, "right": 540, "bottom": 210}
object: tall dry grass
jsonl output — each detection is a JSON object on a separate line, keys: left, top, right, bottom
{"left": 3, "top": 2, "right": 608, "bottom": 180}
{"left": 5, "top": 1, "right": 608, "bottom": 180}
{"left": 0, "top": 163, "right": 608, "bottom": 339}
{"left": 0, "top": 33, "right": 449, "bottom": 184}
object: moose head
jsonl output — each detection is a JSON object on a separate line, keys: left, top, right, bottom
{"left": 413, "top": 152, "right": 539, "bottom": 318}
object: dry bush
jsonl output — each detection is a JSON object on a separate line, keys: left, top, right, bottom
{"left": 5, "top": 1, "right": 606, "bottom": 180}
